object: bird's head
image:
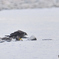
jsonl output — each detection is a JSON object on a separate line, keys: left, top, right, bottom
{"left": 24, "top": 32, "right": 27, "bottom": 35}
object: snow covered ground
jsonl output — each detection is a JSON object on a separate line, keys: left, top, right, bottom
{"left": 0, "top": 8, "right": 59, "bottom": 59}
{"left": 0, "top": 0, "right": 59, "bottom": 10}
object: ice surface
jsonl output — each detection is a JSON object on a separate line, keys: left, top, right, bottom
{"left": 0, "top": 8, "right": 59, "bottom": 59}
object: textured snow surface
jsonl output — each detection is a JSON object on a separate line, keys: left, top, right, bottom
{"left": 0, "top": 41, "right": 59, "bottom": 59}
{"left": 0, "top": 0, "right": 59, "bottom": 10}
{"left": 0, "top": 8, "right": 59, "bottom": 59}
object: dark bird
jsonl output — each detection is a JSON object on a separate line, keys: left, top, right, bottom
{"left": 9, "top": 30, "right": 27, "bottom": 41}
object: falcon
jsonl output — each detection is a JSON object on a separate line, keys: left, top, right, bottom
{"left": 9, "top": 30, "right": 27, "bottom": 41}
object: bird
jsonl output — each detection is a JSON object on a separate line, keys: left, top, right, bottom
{"left": 9, "top": 30, "right": 27, "bottom": 41}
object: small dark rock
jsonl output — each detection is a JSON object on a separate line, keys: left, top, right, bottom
{"left": 28, "top": 35, "right": 37, "bottom": 41}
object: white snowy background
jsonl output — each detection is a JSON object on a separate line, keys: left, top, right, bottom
{"left": 0, "top": 8, "right": 59, "bottom": 59}
{"left": 0, "top": 0, "right": 59, "bottom": 10}
{"left": 0, "top": 0, "right": 59, "bottom": 58}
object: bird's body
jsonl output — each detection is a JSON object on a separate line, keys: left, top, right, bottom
{"left": 0, "top": 30, "right": 37, "bottom": 42}
{"left": 9, "top": 30, "right": 27, "bottom": 41}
